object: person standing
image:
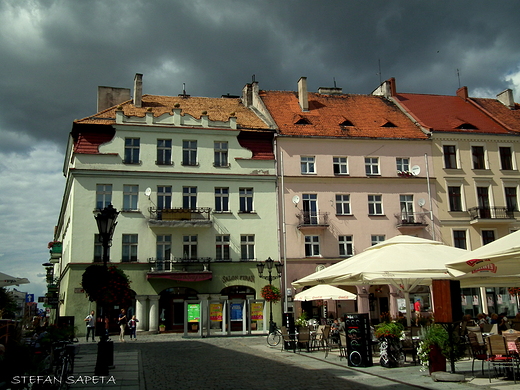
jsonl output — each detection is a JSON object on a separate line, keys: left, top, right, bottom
{"left": 84, "top": 310, "right": 96, "bottom": 342}
{"left": 118, "top": 309, "right": 127, "bottom": 342}
{"left": 128, "top": 315, "right": 139, "bottom": 340}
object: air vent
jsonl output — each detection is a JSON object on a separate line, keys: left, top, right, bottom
{"left": 381, "top": 121, "right": 397, "bottom": 128}
{"left": 456, "top": 123, "right": 478, "bottom": 130}
{"left": 340, "top": 119, "right": 354, "bottom": 127}
{"left": 295, "top": 118, "right": 311, "bottom": 125}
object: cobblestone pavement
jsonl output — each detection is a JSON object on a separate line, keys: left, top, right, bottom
{"left": 71, "top": 333, "right": 520, "bottom": 390}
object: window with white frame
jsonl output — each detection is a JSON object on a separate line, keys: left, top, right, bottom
{"left": 216, "top": 235, "right": 230, "bottom": 260}
{"left": 338, "top": 235, "right": 353, "bottom": 257}
{"left": 396, "top": 158, "right": 410, "bottom": 172}
{"left": 122, "top": 234, "right": 138, "bottom": 262}
{"left": 371, "top": 235, "right": 385, "bottom": 246}
{"left": 214, "top": 141, "right": 229, "bottom": 167}
{"left": 472, "top": 146, "right": 486, "bottom": 170}
{"left": 183, "top": 235, "right": 198, "bottom": 259}
{"left": 443, "top": 145, "right": 457, "bottom": 169}
{"left": 183, "top": 186, "right": 197, "bottom": 209}
{"left": 240, "top": 235, "right": 255, "bottom": 260}
{"left": 365, "top": 157, "right": 379, "bottom": 175}
{"left": 368, "top": 194, "right": 383, "bottom": 215}
{"left": 453, "top": 230, "right": 467, "bottom": 249}
{"left": 333, "top": 157, "right": 348, "bottom": 175}
{"left": 499, "top": 146, "right": 514, "bottom": 170}
{"left": 482, "top": 230, "right": 495, "bottom": 245}
{"left": 96, "top": 184, "right": 112, "bottom": 210}
{"left": 301, "top": 156, "right": 316, "bottom": 174}
{"left": 448, "top": 186, "right": 463, "bottom": 212}
{"left": 215, "top": 187, "right": 229, "bottom": 212}
{"left": 124, "top": 138, "right": 140, "bottom": 164}
{"left": 505, "top": 186, "right": 518, "bottom": 212}
{"left": 335, "top": 194, "right": 351, "bottom": 215}
{"left": 182, "top": 140, "right": 197, "bottom": 166}
{"left": 123, "top": 185, "right": 139, "bottom": 211}
{"left": 157, "top": 139, "right": 172, "bottom": 165}
{"left": 239, "top": 188, "right": 253, "bottom": 212}
{"left": 157, "top": 186, "right": 172, "bottom": 210}
{"left": 156, "top": 235, "right": 171, "bottom": 260}
{"left": 305, "top": 235, "right": 320, "bottom": 257}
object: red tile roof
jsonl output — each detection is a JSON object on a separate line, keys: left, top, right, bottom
{"left": 259, "top": 91, "right": 428, "bottom": 139}
{"left": 470, "top": 98, "right": 520, "bottom": 133}
{"left": 394, "top": 93, "right": 511, "bottom": 134}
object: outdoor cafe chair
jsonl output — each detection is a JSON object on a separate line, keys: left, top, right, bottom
{"left": 338, "top": 331, "right": 347, "bottom": 360}
{"left": 486, "top": 334, "right": 517, "bottom": 383}
{"left": 468, "top": 332, "right": 487, "bottom": 376}
{"left": 297, "top": 327, "right": 311, "bottom": 353}
{"left": 281, "top": 326, "right": 297, "bottom": 353}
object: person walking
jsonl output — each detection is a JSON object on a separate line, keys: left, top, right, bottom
{"left": 128, "top": 315, "right": 139, "bottom": 340}
{"left": 118, "top": 309, "right": 127, "bottom": 342}
{"left": 84, "top": 310, "right": 96, "bottom": 342}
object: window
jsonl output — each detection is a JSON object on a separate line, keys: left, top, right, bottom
{"left": 302, "top": 194, "right": 318, "bottom": 224}
{"left": 182, "top": 140, "right": 197, "bottom": 166}
{"left": 239, "top": 188, "right": 253, "bottom": 212}
{"left": 482, "top": 230, "right": 495, "bottom": 245}
{"left": 216, "top": 235, "right": 230, "bottom": 260}
{"left": 124, "top": 138, "right": 140, "bottom": 164}
{"left": 365, "top": 157, "right": 379, "bottom": 175}
{"left": 96, "top": 184, "right": 112, "bottom": 209}
{"left": 472, "top": 146, "right": 485, "bottom": 169}
{"left": 448, "top": 186, "right": 462, "bottom": 212}
{"left": 305, "top": 236, "right": 320, "bottom": 257}
{"left": 214, "top": 141, "right": 228, "bottom": 167}
{"left": 122, "top": 234, "right": 138, "bottom": 262}
{"left": 215, "top": 187, "right": 229, "bottom": 212}
{"left": 400, "top": 195, "right": 414, "bottom": 222}
{"left": 335, "top": 194, "right": 351, "bottom": 215}
{"left": 333, "top": 157, "right": 348, "bottom": 175}
{"left": 368, "top": 195, "right": 383, "bottom": 215}
{"left": 183, "top": 187, "right": 197, "bottom": 209}
{"left": 396, "top": 158, "right": 410, "bottom": 172}
{"left": 371, "top": 235, "right": 385, "bottom": 246}
{"left": 157, "top": 139, "right": 172, "bottom": 165}
{"left": 157, "top": 186, "right": 172, "bottom": 210}
{"left": 301, "top": 156, "right": 316, "bottom": 174}
{"left": 453, "top": 230, "right": 467, "bottom": 249}
{"left": 123, "top": 185, "right": 138, "bottom": 211}
{"left": 500, "top": 147, "right": 513, "bottom": 170}
{"left": 505, "top": 187, "right": 518, "bottom": 212}
{"left": 241, "top": 235, "right": 255, "bottom": 260}
{"left": 94, "top": 234, "right": 104, "bottom": 262}
{"left": 156, "top": 235, "right": 171, "bottom": 260}
{"left": 339, "top": 235, "right": 353, "bottom": 257}
{"left": 183, "top": 235, "right": 198, "bottom": 259}
{"left": 443, "top": 145, "right": 457, "bottom": 169}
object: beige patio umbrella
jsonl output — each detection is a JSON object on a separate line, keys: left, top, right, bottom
{"left": 293, "top": 284, "right": 357, "bottom": 301}
{"left": 0, "top": 272, "right": 30, "bottom": 287}
{"left": 292, "top": 235, "right": 466, "bottom": 327}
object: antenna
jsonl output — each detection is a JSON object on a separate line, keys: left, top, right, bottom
{"left": 252, "top": 74, "right": 256, "bottom": 83}
{"left": 178, "top": 83, "right": 190, "bottom": 98}
{"left": 457, "top": 69, "right": 461, "bottom": 89}
{"left": 378, "top": 59, "right": 382, "bottom": 85}
{"left": 333, "top": 77, "right": 337, "bottom": 88}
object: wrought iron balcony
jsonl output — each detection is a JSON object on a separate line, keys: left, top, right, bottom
{"left": 148, "top": 207, "right": 212, "bottom": 227}
{"left": 468, "top": 207, "right": 516, "bottom": 222}
{"left": 395, "top": 212, "right": 428, "bottom": 227}
{"left": 297, "top": 212, "right": 329, "bottom": 229}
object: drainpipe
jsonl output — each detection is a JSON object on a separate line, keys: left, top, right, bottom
{"left": 425, "top": 153, "right": 435, "bottom": 240}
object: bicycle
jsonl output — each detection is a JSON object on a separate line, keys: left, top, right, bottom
{"left": 266, "top": 323, "right": 282, "bottom": 346}
{"left": 52, "top": 340, "right": 76, "bottom": 390}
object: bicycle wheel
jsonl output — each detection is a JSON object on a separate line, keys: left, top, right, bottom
{"left": 56, "top": 357, "right": 71, "bottom": 390}
{"left": 267, "top": 330, "right": 282, "bottom": 346}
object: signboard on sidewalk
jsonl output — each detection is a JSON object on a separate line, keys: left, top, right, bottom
{"left": 251, "top": 302, "right": 263, "bottom": 320}
{"left": 209, "top": 303, "right": 222, "bottom": 321}
{"left": 187, "top": 304, "right": 200, "bottom": 323}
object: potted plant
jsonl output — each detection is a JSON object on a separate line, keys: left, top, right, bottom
{"left": 295, "top": 312, "right": 309, "bottom": 329}
{"left": 416, "top": 324, "right": 465, "bottom": 374}
{"left": 261, "top": 284, "right": 281, "bottom": 303}
{"left": 159, "top": 323, "right": 166, "bottom": 332}
{"left": 374, "top": 320, "right": 405, "bottom": 368}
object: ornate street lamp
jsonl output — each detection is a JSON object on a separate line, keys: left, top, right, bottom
{"left": 256, "top": 257, "right": 283, "bottom": 332}
{"left": 94, "top": 205, "right": 119, "bottom": 376}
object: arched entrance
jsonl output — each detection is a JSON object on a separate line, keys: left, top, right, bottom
{"left": 95, "top": 289, "right": 136, "bottom": 336}
{"left": 159, "top": 287, "right": 198, "bottom": 331}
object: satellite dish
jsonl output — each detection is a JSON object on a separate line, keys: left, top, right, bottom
{"left": 418, "top": 198, "right": 426, "bottom": 207}
{"left": 292, "top": 195, "right": 300, "bottom": 205}
{"left": 144, "top": 187, "right": 152, "bottom": 197}
{"left": 411, "top": 165, "right": 421, "bottom": 176}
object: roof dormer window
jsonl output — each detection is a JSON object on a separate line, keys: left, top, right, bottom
{"left": 456, "top": 123, "right": 478, "bottom": 130}
{"left": 340, "top": 119, "right": 354, "bottom": 128}
{"left": 381, "top": 121, "right": 397, "bottom": 128}
{"left": 295, "top": 118, "right": 311, "bottom": 125}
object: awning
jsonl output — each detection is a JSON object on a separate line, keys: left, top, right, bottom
{"left": 147, "top": 272, "right": 212, "bottom": 282}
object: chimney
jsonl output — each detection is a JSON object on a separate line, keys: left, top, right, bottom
{"left": 297, "top": 77, "right": 308, "bottom": 111}
{"left": 456, "top": 86, "right": 468, "bottom": 100}
{"left": 133, "top": 73, "right": 143, "bottom": 108}
{"left": 97, "top": 86, "right": 131, "bottom": 112}
{"left": 371, "top": 77, "right": 396, "bottom": 98}
{"left": 318, "top": 87, "right": 343, "bottom": 95}
{"left": 497, "top": 89, "right": 515, "bottom": 109}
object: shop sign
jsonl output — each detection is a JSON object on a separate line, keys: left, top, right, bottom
{"left": 187, "top": 304, "right": 200, "bottom": 323}
{"left": 209, "top": 303, "right": 223, "bottom": 321}
{"left": 251, "top": 302, "right": 263, "bottom": 320}
{"left": 221, "top": 275, "right": 254, "bottom": 284}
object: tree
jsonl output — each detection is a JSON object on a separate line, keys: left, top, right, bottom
{"left": 0, "top": 287, "right": 17, "bottom": 319}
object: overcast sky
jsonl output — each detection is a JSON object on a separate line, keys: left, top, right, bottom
{"left": 1, "top": 0, "right": 519, "bottom": 305}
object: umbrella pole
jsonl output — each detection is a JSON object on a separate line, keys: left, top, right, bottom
{"left": 405, "top": 291, "right": 412, "bottom": 328}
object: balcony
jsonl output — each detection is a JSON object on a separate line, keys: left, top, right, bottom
{"left": 297, "top": 212, "right": 329, "bottom": 230}
{"left": 468, "top": 207, "right": 516, "bottom": 224}
{"left": 395, "top": 212, "right": 428, "bottom": 229}
{"left": 148, "top": 207, "right": 212, "bottom": 228}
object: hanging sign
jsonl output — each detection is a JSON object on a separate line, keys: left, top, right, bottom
{"left": 210, "top": 303, "right": 223, "bottom": 321}
{"left": 187, "top": 304, "right": 200, "bottom": 323}
{"left": 251, "top": 302, "right": 264, "bottom": 320}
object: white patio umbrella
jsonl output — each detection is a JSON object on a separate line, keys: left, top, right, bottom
{"left": 294, "top": 284, "right": 357, "bottom": 301}
{"left": 0, "top": 272, "right": 30, "bottom": 287}
{"left": 292, "top": 235, "right": 466, "bottom": 327}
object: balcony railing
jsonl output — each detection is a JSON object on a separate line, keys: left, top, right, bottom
{"left": 468, "top": 207, "right": 516, "bottom": 221}
{"left": 148, "top": 256, "right": 256, "bottom": 272}
{"left": 297, "top": 212, "right": 329, "bottom": 228}
{"left": 148, "top": 207, "right": 212, "bottom": 227}
{"left": 395, "top": 212, "right": 428, "bottom": 227}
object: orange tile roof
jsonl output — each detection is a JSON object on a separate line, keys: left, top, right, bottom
{"left": 259, "top": 91, "right": 428, "bottom": 139}
{"left": 394, "top": 93, "right": 511, "bottom": 134}
{"left": 470, "top": 98, "right": 520, "bottom": 133}
{"left": 75, "top": 94, "right": 270, "bottom": 130}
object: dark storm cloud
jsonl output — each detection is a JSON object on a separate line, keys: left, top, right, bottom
{"left": 1, "top": 1, "right": 519, "bottom": 152}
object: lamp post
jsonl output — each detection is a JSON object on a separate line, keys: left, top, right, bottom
{"left": 256, "top": 257, "right": 283, "bottom": 333}
{"left": 94, "top": 205, "right": 119, "bottom": 376}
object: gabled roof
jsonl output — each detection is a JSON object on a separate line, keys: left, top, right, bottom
{"left": 75, "top": 94, "right": 270, "bottom": 130}
{"left": 470, "top": 98, "right": 520, "bottom": 133}
{"left": 259, "top": 91, "right": 428, "bottom": 139}
{"left": 394, "top": 93, "right": 511, "bottom": 135}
